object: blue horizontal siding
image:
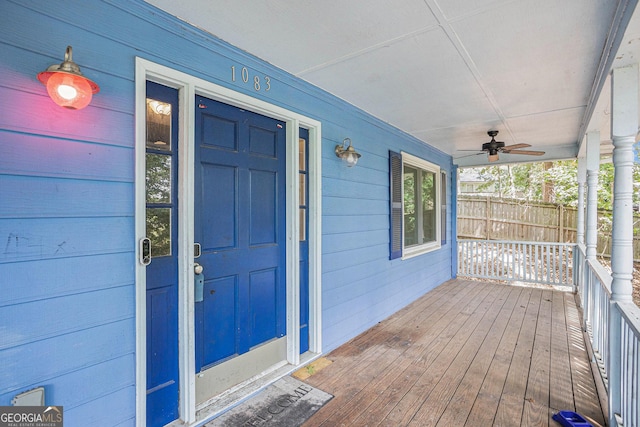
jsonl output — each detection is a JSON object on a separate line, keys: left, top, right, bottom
{"left": 0, "top": 87, "right": 135, "bottom": 147}
{"left": 0, "top": 285, "right": 134, "bottom": 350}
{"left": 45, "top": 354, "right": 135, "bottom": 411}
{"left": 1, "top": 1, "right": 139, "bottom": 419}
{"left": 0, "top": 217, "right": 132, "bottom": 263}
{"left": 0, "top": 254, "right": 133, "bottom": 307}
{"left": 0, "top": 176, "right": 133, "bottom": 218}
{"left": 322, "top": 196, "right": 390, "bottom": 217}
{"left": 323, "top": 214, "right": 389, "bottom": 235}
{"left": 322, "top": 177, "right": 388, "bottom": 200}
{"left": 322, "top": 229, "right": 389, "bottom": 254}
{"left": 64, "top": 385, "right": 136, "bottom": 426}
{"left": 0, "top": 131, "right": 133, "bottom": 182}
{"left": 322, "top": 244, "right": 389, "bottom": 273}
{"left": 0, "top": 319, "right": 135, "bottom": 402}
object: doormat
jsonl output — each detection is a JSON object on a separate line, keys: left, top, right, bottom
{"left": 205, "top": 376, "right": 333, "bottom": 427}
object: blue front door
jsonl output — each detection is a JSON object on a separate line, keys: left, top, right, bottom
{"left": 194, "top": 97, "right": 287, "bottom": 379}
{"left": 145, "top": 82, "right": 179, "bottom": 426}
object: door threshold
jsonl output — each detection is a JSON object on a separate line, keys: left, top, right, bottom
{"left": 167, "top": 351, "right": 322, "bottom": 427}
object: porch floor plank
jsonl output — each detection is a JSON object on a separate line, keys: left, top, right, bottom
{"left": 465, "top": 287, "right": 533, "bottom": 425}
{"left": 302, "top": 279, "right": 605, "bottom": 427}
{"left": 347, "top": 282, "right": 494, "bottom": 426}
{"left": 303, "top": 280, "right": 489, "bottom": 427}
{"left": 566, "top": 292, "right": 605, "bottom": 426}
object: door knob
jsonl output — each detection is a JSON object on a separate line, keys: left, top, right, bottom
{"left": 194, "top": 264, "right": 204, "bottom": 303}
{"left": 194, "top": 262, "right": 203, "bottom": 274}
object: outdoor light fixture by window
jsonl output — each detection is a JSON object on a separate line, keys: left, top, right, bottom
{"left": 37, "top": 46, "right": 99, "bottom": 110}
{"left": 335, "top": 138, "right": 361, "bottom": 167}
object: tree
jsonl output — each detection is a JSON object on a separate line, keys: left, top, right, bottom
{"left": 465, "top": 160, "right": 640, "bottom": 211}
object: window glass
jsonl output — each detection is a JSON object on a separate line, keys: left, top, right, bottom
{"left": 299, "top": 174, "right": 306, "bottom": 206}
{"left": 441, "top": 172, "right": 447, "bottom": 245}
{"left": 299, "top": 208, "right": 306, "bottom": 241}
{"left": 403, "top": 165, "right": 418, "bottom": 246}
{"left": 146, "top": 98, "right": 172, "bottom": 150}
{"left": 298, "top": 137, "right": 308, "bottom": 242}
{"left": 422, "top": 170, "right": 436, "bottom": 242}
{"left": 146, "top": 208, "right": 171, "bottom": 257}
{"left": 298, "top": 139, "right": 306, "bottom": 172}
{"left": 146, "top": 153, "right": 171, "bottom": 203}
{"left": 146, "top": 95, "right": 174, "bottom": 258}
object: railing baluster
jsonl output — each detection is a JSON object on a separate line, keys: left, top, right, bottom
{"left": 546, "top": 245, "right": 552, "bottom": 283}
{"left": 492, "top": 241, "right": 497, "bottom": 278}
{"left": 511, "top": 242, "right": 515, "bottom": 281}
{"left": 524, "top": 242, "right": 528, "bottom": 281}
{"left": 560, "top": 246, "right": 564, "bottom": 285}
{"left": 501, "top": 241, "right": 505, "bottom": 279}
{"left": 533, "top": 243, "right": 537, "bottom": 282}
{"left": 495, "top": 241, "right": 500, "bottom": 279}
{"left": 634, "top": 335, "right": 638, "bottom": 425}
{"left": 480, "top": 240, "right": 484, "bottom": 277}
{"left": 552, "top": 244, "right": 556, "bottom": 284}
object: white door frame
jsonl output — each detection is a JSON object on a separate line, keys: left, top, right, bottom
{"left": 134, "top": 57, "right": 322, "bottom": 426}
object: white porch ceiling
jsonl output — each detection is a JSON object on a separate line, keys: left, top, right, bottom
{"left": 145, "top": 0, "right": 639, "bottom": 167}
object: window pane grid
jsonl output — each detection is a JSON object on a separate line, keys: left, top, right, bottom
{"left": 145, "top": 95, "right": 174, "bottom": 258}
{"left": 396, "top": 152, "right": 441, "bottom": 258}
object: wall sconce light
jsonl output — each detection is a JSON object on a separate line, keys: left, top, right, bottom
{"left": 335, "top": 138, "right": 361, "bottom": 167}
{"left": 37, "top": 46, "right": 99, "bottom": 110}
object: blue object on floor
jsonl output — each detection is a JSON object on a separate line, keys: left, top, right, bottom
{"left": 552, "top": 411, "right": 593, "bottom": 427}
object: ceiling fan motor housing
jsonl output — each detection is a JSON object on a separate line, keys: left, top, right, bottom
{"left": 482, "top": 141, "right": 505, "bottom": 153}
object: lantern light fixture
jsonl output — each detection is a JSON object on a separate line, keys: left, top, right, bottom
{"left": 335, "top": 138, "right": 361, "bottom": 167}
{"left": 37, "top": 46, "right": 99, "bottom": 110}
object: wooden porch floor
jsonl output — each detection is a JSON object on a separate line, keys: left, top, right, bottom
{"left": 301, "top": 279, "right": 605, "bottom": 427}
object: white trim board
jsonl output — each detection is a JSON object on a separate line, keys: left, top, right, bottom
{"left": 134, "top": 57, "right": 323, "bottom": 427}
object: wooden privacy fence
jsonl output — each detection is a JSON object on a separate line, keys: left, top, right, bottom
{"left": 457, "top": 195, "right": 640, "bottom": 261}
{"left": 458, "top": 239, "right": 574, "bottom": 287}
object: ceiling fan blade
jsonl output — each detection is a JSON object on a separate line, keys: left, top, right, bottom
{"left": 506, "top": 149, "right": 545, "bottom": 156}
{"left": 501, "top": 143, "right": 531, "bottom": 151}
{"left": 454, "top": 152, "right": 485, "bottom": 160}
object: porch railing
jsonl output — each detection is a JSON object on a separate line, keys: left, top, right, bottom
{"left": 577, "top": 244, "right": 611, "bottom": 387}
{"left": 617, "top": 301, "right": 640, "bottom": 426}
{"left": 457, "top": 239, "right": 574, "bottom": 288}
{"left": 567, "top": 244, "right": 640, "bottom": 427}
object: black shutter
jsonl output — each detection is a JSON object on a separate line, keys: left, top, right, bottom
{"left": 390, "top": 151, "right": 403, "bottom": 259}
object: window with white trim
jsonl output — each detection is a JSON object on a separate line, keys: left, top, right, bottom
{"left": 389, "top": 151, "right": 442, "bottom": 259}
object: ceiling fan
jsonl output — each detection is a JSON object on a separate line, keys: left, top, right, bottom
{"left": 460, "top": 130, "right": 545, "bottom": 162}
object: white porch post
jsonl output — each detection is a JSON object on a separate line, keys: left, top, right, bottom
{"left": 576, "top": 157, "right": 586, "bottom": 245}
{"left": 608, "top": 63, "right": 638, "bottom": 426}
{"left": 585, "top": 131, "right": 600, "bottom": 261}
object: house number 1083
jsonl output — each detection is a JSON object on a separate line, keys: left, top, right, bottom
{"left": 231, "top": 66, "right": 271, "bottom": 92}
